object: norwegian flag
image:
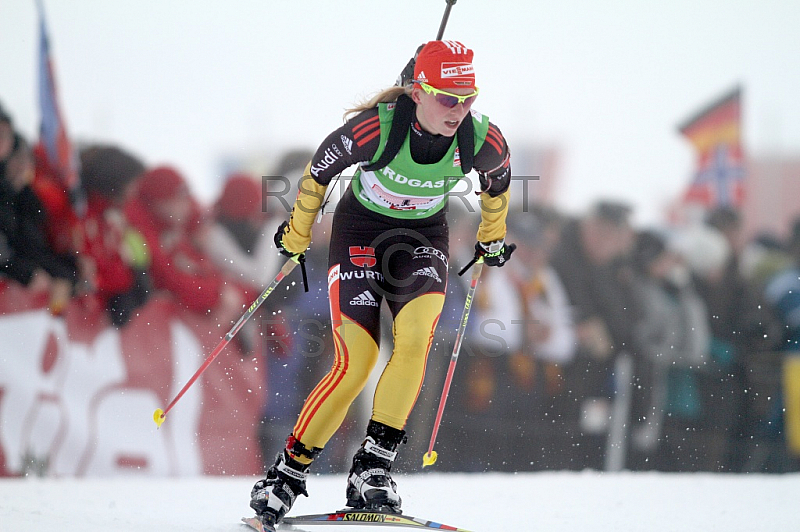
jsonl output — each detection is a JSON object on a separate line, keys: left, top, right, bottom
{"left": 36, "top": 2, "right": 82, "bottom": 211}
{"left": 678, "top": 86, "right": 744, "bottom": 208}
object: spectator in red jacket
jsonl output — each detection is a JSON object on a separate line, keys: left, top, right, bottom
{"left": 31, "top": 142, "right": 81, "bottom": 260}
{"left": 125, "top": 165, "right": 249, "bottom": 324}
{"left": 79, "top": 144, "right": 151, "bottom": 326}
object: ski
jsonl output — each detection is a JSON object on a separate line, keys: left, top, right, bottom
{"left": 243, "top": 516, "right": 274, "bottom": 532}
{"left": 242, "top": 510, "right": 473, "bottom": 531}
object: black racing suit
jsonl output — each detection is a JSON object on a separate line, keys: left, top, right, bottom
{"left": 286, "top": 105, "right": 511, "bottom": 449}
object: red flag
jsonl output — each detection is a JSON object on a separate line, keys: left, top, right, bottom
{"left": 36, "top": 3, "right": 82, "bottom": 213}
{"left": 678, "top": 86, "right": 744, "bottom": 208}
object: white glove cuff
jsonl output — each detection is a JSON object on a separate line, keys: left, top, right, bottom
{"left": 480, "top": 239, "right": 505, "bottom": 254}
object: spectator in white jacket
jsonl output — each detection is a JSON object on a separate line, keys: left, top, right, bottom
{"left": 458, "top": 206, "right": 576, "bottom": 472}
{"left": 470, "top": 206, "right": 575, "bottom": 404}
{"left": 205, "top": 172, "right": 284, "bottom": 357}
{"left": 206, "top": 173, "right": 280, "bottom": 289}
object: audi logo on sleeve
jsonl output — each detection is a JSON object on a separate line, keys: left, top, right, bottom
{"left": 413, "top": 246, "right": 448, "bottom": 266}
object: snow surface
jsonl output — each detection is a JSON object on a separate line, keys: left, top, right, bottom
{"left": 1, "top": 472, "right": 798, "bottom": 531}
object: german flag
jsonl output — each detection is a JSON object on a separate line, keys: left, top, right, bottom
{"left": 678, "top": 86, "right": 744, "bottom": 208}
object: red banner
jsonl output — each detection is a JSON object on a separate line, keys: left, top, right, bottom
{"left": 678, "top": 86, "right": 744, "bottom": 208}
{"left": 0, "top": 282, "right": 266, "bottom": 477}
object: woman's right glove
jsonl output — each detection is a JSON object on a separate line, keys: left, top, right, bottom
{"left": 273, "top": 220, "right": 309, "bottom": 292}
{"left": 273, "top": 220, "right": 303, "bottom": 258}
{"left": 273, "top": 220, "right": 312, "bottom": 258}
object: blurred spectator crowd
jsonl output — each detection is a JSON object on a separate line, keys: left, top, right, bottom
{"left": 2, "top": 100, "right": 799, "bottom": 474}
{"left": 434, "top": 198, "right": 800, "bottom": 474}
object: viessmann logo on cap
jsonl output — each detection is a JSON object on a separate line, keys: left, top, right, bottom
{"left": 441, "top": 62, "right": 474, "bottom": 78}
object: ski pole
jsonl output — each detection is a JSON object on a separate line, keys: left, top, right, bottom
{"left": 422, "top": 257, "right": 483, "bottom": 467}
{"left": 153, "top": 255, "right": 302, "bottom": 427}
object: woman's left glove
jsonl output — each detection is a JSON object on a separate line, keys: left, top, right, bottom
{"left": 474, "top": 239, "right": 516, "bottom": 267}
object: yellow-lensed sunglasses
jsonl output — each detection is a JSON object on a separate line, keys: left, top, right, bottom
{"left": 414, "top": 81, "right": 480, "bottom": 109}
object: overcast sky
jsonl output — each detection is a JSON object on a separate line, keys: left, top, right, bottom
{"left": 2, "top": 0, "right": 799, "bottom": 224}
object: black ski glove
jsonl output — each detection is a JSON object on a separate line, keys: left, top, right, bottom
{"left": 458, "top": 239, "right": 516, "bottom": 276}
{"left": 474, "top": 239, "right": 516, "bottom": 267}
{"left": 273, "top": 221, "right": 303, "bottom": 259}
{"left": 273, "top": 221, "right": 309, "bottom": 292}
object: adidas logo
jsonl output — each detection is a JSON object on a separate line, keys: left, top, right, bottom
{"left": 413, "top": 267, "right": 442, "bottom": 283}
{"left": 350, "top": 291, "right": 379, "bottom": 307}
{"left": 340, "top": 134, "right": 353, "bottom": 155}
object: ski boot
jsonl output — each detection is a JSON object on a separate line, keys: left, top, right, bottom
{"left": 250, "top": 449, "right": 311, "bottom": 531}
{"left": 345, "top": 420, "right": 407, "bottom": 514}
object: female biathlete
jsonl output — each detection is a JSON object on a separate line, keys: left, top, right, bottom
{"left": 250, "top": 40, "right": 515, "bottom": 529}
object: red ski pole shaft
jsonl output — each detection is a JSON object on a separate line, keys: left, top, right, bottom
{"left": 423, "top": 258, "right": 483, "bottom": 467}
{"left": 153, "top": 257, "right": 300, "bottom": 427}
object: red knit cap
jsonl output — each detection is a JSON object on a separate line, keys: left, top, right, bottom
{"left": 216, "top": 173, "right": 262, "bottom": 220}
{"left": 137, "top": 166, "right": 188, "bottom": 204}
{"left": 413, "top": 40, "right": 475, "bottom": 90}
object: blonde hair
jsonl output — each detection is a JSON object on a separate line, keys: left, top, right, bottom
{"left": 343, "top": 85, "right": 413, "bottom": 121}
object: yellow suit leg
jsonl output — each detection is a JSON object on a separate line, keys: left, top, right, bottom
{"left": 372, "top": 293, "right": 446, "bottom": 430}
{"left": 293, "top": 317, "right": 379, "bottom": 451}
